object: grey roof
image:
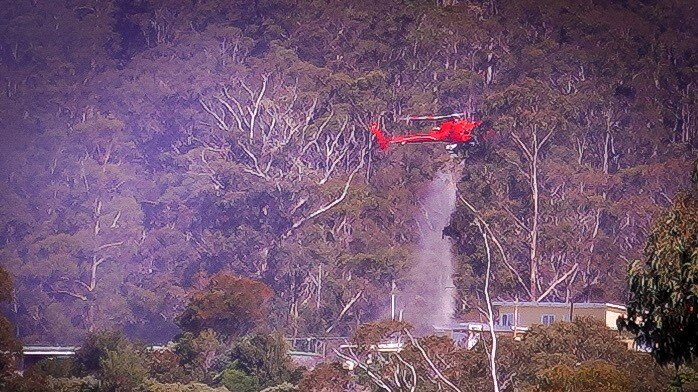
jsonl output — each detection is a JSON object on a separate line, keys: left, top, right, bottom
{"left": 434, "top": 322, "right": 529, "bottom": 333}
{"left": 22, "top": 346, "right": 79, "bottom": 356}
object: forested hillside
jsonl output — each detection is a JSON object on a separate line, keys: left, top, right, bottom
{"left": 0, "top": 0, "right": 695, "bottom": 345}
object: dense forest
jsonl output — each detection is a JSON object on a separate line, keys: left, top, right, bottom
{"left": 0, "top": 0, "right": 696, "bottom": 390}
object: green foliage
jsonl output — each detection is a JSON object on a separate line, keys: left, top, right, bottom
{"left": 99, "top": 344, "right": 149, "bottom": 392}
{"left": 624, "top": 160, "right": 698, "bottom": 367}
{"left": 46, "top": 376, "right": 100, "bottom": 392}
{"left": 513, "top": 318, "right": 671, "bottom": 391}
{"left": 669, "top": 365, "right": 698, "bottom": 392}
{"left": 0, "top": 267, "right": 20, "bottom": 388}
{"left": 0, "top": 374, "right": 53, "bottom": 392}
{"left": 173, "top": 329, "right": 225, "bottom": 381}
{"left": 74, "top": 331, "right": 127, "bottom": 375}
{"left": 0, "top": 268, "right": 11, "bottom": 302}
{"left": 220, "top": 367, "right": 259, "bottom": 392}
{"left": 0, "top": 315, "right": 19, "bottom": 382}
{"left": 24, "top": 357, "right": 76, "bottom": 379}
{"left": 519, "top": 317, "right": 630, "bottom": 365}
{"left": 145, "top": 348, "right": 193, "bottom": 384}
{"left": 0, "top": 0, "right": 695, "bottom": 358}
{"left": 226, "top": 332, "right": 299, "bottom": 388}
{"left": 142, "top": 379, "right": 228, "bottom": 392}
{"left": 535, "top": 361, "right": 633, "bottom": 392}
{"left": 343, "top": 317, "right": 671, "bottom": 391}
{"left": 259, "top": 382, "right": 298, "bottom": 392}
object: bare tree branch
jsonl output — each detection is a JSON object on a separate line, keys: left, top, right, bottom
{"left": 537, "top": 263, "right": 579, "bottom": 302}
{"left": 474, "top": 220, "right": 500, "bottom": 392}
{"left": 199, "top": 98, "right": 229, "bottom": 131}
{"left": 334, "top": 348, "right": 393, "bottom": 392}
{"left": 395, "top": 353, "right": 417, "bottom": 392}
{"left": 96, "top": 241, "right": 123, "bottom": 251}
{"left": 286, "top": 152, "right": 365, "bottom": 237}
{"left": 326, "top": 290, "right": 364, "bottom": 334}
{"left": 50, "top": 286, "right": 88, "bottom": 301}
{"left": 510, "top": 132, "right": 533, "bottom": 161}
{"left": 240, "top": 75, "right": 268, "bottom": 139}
{"left": 405, "top": 329, "right": 463, "bottom": 392}
{"left": 458, "top": 194, "right": 532, "bottom": 299}
{"left": 237, "top": 140, "right": 271, "bottom": 180}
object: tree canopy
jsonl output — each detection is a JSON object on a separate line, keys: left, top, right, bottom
{"left": 176, "top": 273, "right": 273, "bottom": 338}
{"left": 624, "top": 159, "right": 698, "bottom": 367}
{"left": 0, "top": 0, "right": 694, "bottom": 349}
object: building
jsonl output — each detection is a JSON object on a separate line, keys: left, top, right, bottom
{"left": 490, "top": 301, "right": 627, "bottom": 330}
{"left": 434, "top": 302, "right": 628, "bottom": 346}
{"left": 19, "top": 346, "right": 78, "bottom": 371}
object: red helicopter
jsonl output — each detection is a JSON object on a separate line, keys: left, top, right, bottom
{"left": 369, "top": 113, "right": 485, "bottom": 153}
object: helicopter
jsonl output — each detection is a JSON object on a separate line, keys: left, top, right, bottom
{"left": 369, "top": 113, "right": 487, "bottom": 154}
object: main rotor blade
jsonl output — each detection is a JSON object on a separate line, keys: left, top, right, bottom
{"left": 399, "top": 113, "right": 467, "bottom": 121}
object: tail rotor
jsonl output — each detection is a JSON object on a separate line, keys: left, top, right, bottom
{"left": 370, "top": 122, "right": 390, "bottom": 151}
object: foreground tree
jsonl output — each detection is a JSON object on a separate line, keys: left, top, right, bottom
{"left": 329, "top": 317, "right": 670, "bottom": 391}
{"left": 297, "top": 362, "right": 352, "bottom": 392}
{"left": 534, "top": 361, "right": 632, "bottom": 392}
{"left": 74, "top": 330, "right": 128, "bottom": 375}
{"left": 223, "top": 332, "right": 300, "bottom": 390}
{"left": 143, "top": 380, "right": 228, "bottom": 392}
{"left": 514, "top": 318, "right": 671, "bottom": 392}
{"left": 99, "top": 343, "right": 149, "bottom": 392}
{"left": 72, "top": 330, "right": 149, "bottom": 391}
{"left": 624, "top": 159, "right": 698, "bottom": 367}
{"left": 0, "top": 267, "right": 21, "bottom": 391}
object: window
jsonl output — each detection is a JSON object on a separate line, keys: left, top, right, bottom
{"left": 541, "top": 314, "right": 555, "bottom": 326}
{"left": 500, "top": 313, "right": 515, "bottom": 327}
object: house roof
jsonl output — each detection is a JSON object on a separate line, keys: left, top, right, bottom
{"left": 491, "top": 301, "right": 626, "bottom": 311}
{"left": 433, "top": 322, "right": 529, "bottom": 333}
{"left": 22, "top": 346, "right": 79, "bottom": 356}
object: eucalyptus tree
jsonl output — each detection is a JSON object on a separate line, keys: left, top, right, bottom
{"left": 623, "top": 160, "right": 698, "bottom": 367}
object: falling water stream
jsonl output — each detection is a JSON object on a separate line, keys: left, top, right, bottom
{"left": 398, "top": 169, "right": 458, "bottom": 334}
